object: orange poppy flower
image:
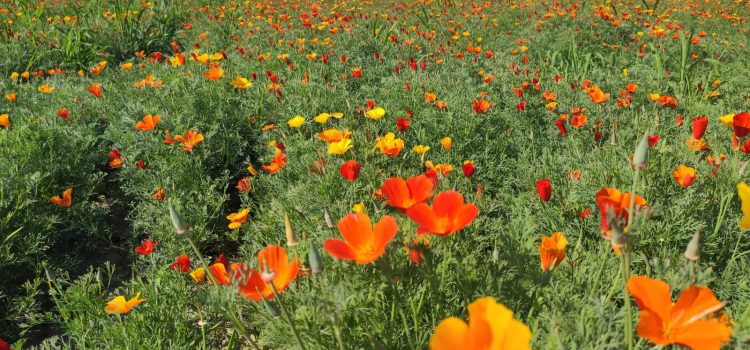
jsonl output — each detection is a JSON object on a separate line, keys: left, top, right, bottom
{"left": 237, "top": 245, "right": 300, "bottom": 301}
{"left": 570, "top": 114, "right": 588, "bottom": 128}
{"left": 152, "top": 187, "right": 165, "bottom": 200}
{"left": 0, "top": 114, "right": 9, "bottom": 129}
{"left": 104, "top": 292, "right": 145, "bottom": 314}
{"left": 50, "top": 188, "right": 72, "bottom": 207}
{"left": 227, "top": 208, "right": 250, "bottom": 229}
{"left": 261, "top": 152, "right": 287, "bottom": 174}
{"left": 625, "top": 83, "right": 638, "bottom": 94}
{"left": 657, "top": 95, "right": 678, "bottom": 108}
{"left": 374, "top": 132, "right": 405, "bottom": 157}
{"left": 538, "top": 232, "right": 567, "bottom": 271}
{"left": 203, "top": 66, "right": 224, "bottom": 80}
{"left": 472, "top": 99, "right": 491, "bottom": 113}
{"left": 424, "top": 92, "right": 437, "bottom": 103}
{"left": 87, "top": 83, "right": 103, "bottom": 97}
{"left": 5, "top": 93, "right": 16, "bottom": 102}
{"left": 323, "top": 213, "right": 397, "bottom": 264}
{"left": 406, "top": 190, "right": 479, "bottom": 236}
{"left": 236, "top": 177, "right": 251, "bottom": 192}
{"left": 379, "top": 175, "right": 434, "bottom": 211}
{"left": 430, "top": 296, "right": 531, "bottom": 350}
{"left": 672, "top": 165, "right": 697, "bottom": 187}
{"left": 135, "top": 114, "right": 160, "bottom": 131}
{"left": 318, "top": 128, "right": 350, "bottom": 143}
{"left": 107, "top": 148, "right": 124, "bottom": 168}
{"left": 588, "top": 86, "right": 609, "bottom": 104}
{"left": 173, "top": 130, "right": 204, "bottom": 152}
{"left": 627, "top": 276, "right": 732, "bottom": 349}
{"left": 542, "top": 90, "right": 557, "bottom": 101}
{"left": 209, "top": 263, "right": 231, "bottom": 285}
{"left": 595, "top": 188, "right": 646, "bottom": 252}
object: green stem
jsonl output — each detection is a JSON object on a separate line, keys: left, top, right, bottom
{"left": 622, "top": 165, "right": 640, "bottom": 350}
{"left": 185, "top": 236, "right": 261, "bottom": 350}
{"left": 622, "top": 247, "right": 634, "bottom": 350}
{"left": 270, "top": 282, "right": 306, "bottom": 350}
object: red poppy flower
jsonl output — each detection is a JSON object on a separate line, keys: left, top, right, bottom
{"left": 396, "top": 118, "right": 411, "bottom": 132}
{"left": 536, "top": 179, "right": 552, "bottom": 202}
{"left": 733, "top": 112, "right": 750, "bottom": 138}
{"left": 462, "top": 161, "right": 476, "bottom": 178}
{"left": 340, "top": 160, "right": 361, "bottom": 182}
{"left": 170, "top": 255, "right": 191, "bottom": 272}
{"left": 692, "top": 116, "right": 708, "bottom": 139}
{"left": 555, "top": 118, "right": 568, "bottom": 136}
{"left": 134, "top": 238, "right": 158, "bottom": 256}
{"left": 57, "top": 108, "right": 70, "bottom": 120}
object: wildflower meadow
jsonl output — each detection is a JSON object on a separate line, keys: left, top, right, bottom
{"left": 1, "top": 0, "right": 750, "bottom": 349}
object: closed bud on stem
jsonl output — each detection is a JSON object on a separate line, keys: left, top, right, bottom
{"left": 684, "top": 229, "right": 701, "bottom": 261}
{"left": 323, "top": 208, "right": 334, "bottom": 228}
{"left": 308, "top": 243, "right": 324, "bottom": 274}
{"left": 633, "top": 133, "right": 649, "bottom": 169}
{"left": 284, "top": 212, "right": 299, "bottom": 247}
{"left": 44, "top": 267, "right": 56, "bottom": 284}
{"left": 169, "top": 204, "right": 189, "bottom": 235}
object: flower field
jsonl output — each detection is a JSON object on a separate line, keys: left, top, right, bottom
{"left": 1, "top": 0, "right": 750, "bottom": 348}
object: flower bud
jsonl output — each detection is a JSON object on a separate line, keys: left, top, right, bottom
{"left": 169, "top": 204, "right": 189, "bottom": 235}
{"left": 44, "top": 267, "right": 56, "bottom": 284}
{"left": 323, "top": 208, "right": 334, "bottom": 228}
{"left": 684, "top": 230, "right": 701, "bottom": 261}
{"left": 633, "top": 133, "right": 649, "bottom": 169}
{"left": 309, "top": 244, "right": 324, "bottom": 274}
{"left": 284, "top": 212, "right": 299, "bottom": 247}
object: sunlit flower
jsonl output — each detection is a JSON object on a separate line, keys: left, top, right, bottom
{"left": 430, "top": 296, "right": 531, "bottom": 350}
{"left": 134, "top": 238, "right": 158, "bottom": 255}
{"left": 627, "top": 275, "right": 731, "bottom": 349}
{"left": 105, "top": 292, "right": 145, "bottom": 314}
{"left": 231, "top": 75, "right": 252, "bottom": 89}
{"left": 227, "top": 208, "right": 250, "bottom": 229}
{"left": 38, "top": 84, "right": 55, "bottom": 94}
{"left": 328, "top": 139, "right": 352, "bottom": 155}
{"left": 0, "top": 114, "right": 9, "bottom": 129}
{"left": 380, "top": 175, "right": 434, "bottom": 211}
{"left": 440, "top": 137, "right": 453, "bottom": 150}
{"left": 672, "top": 165, "right": 697, "bottom": 187}
{"left": 203, "top": 66, "right": 224, "bottom": 80}
{"left": 287, "top": 116, "right": 305, "bottom": 128}
{"left": 365, "top": 107, "right": 386, "bottom": 120}
{"left": 237, "top": 245, "right": 300, "bottom": 301}
{"left": 174, "top": 130, "right": 205, "bottom": 152}
{"left": 135, "top": 114, "right": 160, "bottom": 131}
{"left": 50, "top": 188, "right": 72, "bottom": 207}
{"left": 375, "top": 132, "right": 405, "bottom": 157}
{"left": 412, "top": 145, "right": 430, "bottom": 156}
{"left": 323, "top": 213, "right": 397, "bottom": 264}
{"left": 407, "top": 190, "right": 478, "bottom": 236}
{"left": 538, "top": 232, "right": 567, "bottom": 271}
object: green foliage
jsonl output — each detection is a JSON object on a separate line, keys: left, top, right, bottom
{"left": 1, "top": 0, "right": 750, "bottom": 349}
